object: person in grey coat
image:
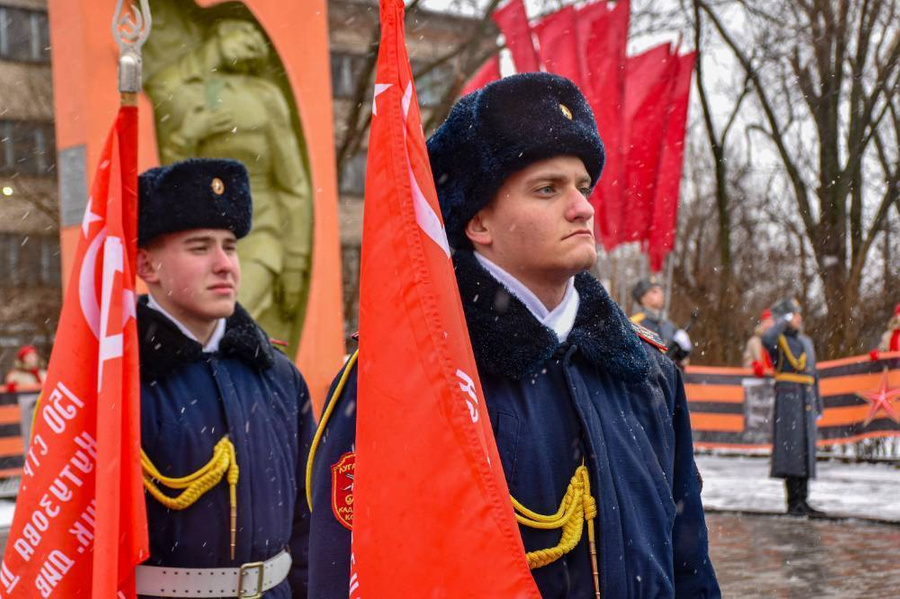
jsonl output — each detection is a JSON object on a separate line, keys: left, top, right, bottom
{"left": 761, "top": 297, "right": 825, "bottom": 516}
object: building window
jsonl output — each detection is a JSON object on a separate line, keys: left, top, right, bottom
{"left": 0, "top": 120, "right": 56, "bottom": 176}
{"left": 0, "top": 6, "right": 50, "bottom": 63}
{"left": 331, "top": 52, "right": 371, "bottom": 99}
{"left": 339, "top": 150, "right": 367, "bottom": 196}
{"left": 0, "top": 234, "right": 60, "bottom": 288}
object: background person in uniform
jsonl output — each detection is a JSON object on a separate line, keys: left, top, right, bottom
{"left": 306, "top": 73, "right": 719, "bottom": 598}
{"left": 630, "top": 279, "right": 693, "bottom": 367}
{"left": 877, "top": 303, "right": 900, "bottom": 352}
{"left": 4, "top": 345, "right": 46, "bottom": 391}
{"left": 743, "top": 309, "right": 775, "bottom": 377}
{"left": 134, "top": 158, "right": 314, "bottom": 598}
{"left": 762, "top": 297, "right": 825, "bottom": 517}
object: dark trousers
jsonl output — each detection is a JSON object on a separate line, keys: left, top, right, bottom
{"left": 785, "top": 476, "right": 808, "bottom": 510}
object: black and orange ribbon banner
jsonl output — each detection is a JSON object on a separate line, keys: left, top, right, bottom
{"left": 685, "top": 352, "right": 900, "bottom": 450}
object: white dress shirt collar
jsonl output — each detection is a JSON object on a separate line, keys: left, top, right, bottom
{"left": 474, "top": 252, "right": 580, "bottom": 343}
{"left": 146, "top": 294, "right": 227, "bottom": 353}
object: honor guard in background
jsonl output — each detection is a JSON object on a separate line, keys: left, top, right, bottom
{"left": 762, "top": 297, "right": 825, "bottom": 517}
{"left": 630, "top": 279, "right": 693, "bottom": 367}
{"left": 134, "top": 159, "right": 314, "bottom": 597}
{"left": 306, "top": 73, "right": 719, "bottom": 598}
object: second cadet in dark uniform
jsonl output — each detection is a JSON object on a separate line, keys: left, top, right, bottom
{"left": 762, "top": 297, "right": 824, "bottom": 517}
{"left": 630, "top": 279, "right": 693, "bottom": 367}
{"left": 134, "top": 159, "right": 315, "bottom": 597}
{"left": 306, "top": 73, "right": 719, "bottom": 598}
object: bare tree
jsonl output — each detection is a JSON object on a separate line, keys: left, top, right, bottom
{"left": 695, "top": 0, "right": 900, "bottom": 357}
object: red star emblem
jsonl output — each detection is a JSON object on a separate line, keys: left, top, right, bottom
{"left": 856, "top": 367, "right": 900, "bottom": 426}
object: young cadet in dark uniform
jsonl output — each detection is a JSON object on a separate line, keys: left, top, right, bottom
{"left": 133, "top": 158, "right": 314, "bottom": 597}
{"left": 306, "top": 74, "right": 719, "bottom": 598}
{"left": 762, "top": 297, "right": 825, "bottom": 517}
{"left": 630, "top": 279, "right": 693, "bottom": 367}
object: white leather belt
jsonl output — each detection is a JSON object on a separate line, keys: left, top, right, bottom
{"left": 135, "top": 550, "right": 292, "bottom": 598}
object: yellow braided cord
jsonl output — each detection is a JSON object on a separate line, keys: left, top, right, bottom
{"left": 777, "top": 335, "right": 807, "bottom": 371}
{"left": 142, "top": 436, "right": 239, "bottom": 559}
{"left": 513, "top": 464, "right": 598, "bottom": 570}
{"left": 306, "top": 350, "right": 359, "bottom": 512}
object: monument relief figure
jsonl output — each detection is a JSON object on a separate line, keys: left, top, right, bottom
{"left": 145, "top": 9, "right": 313, "bottom": 353}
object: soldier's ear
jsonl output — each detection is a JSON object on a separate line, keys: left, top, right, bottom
{"left": 136, "top": 247, "right": 160, "bottom": 284}
{"left": 464, "top": 211, "right": 493, "bottom": 249}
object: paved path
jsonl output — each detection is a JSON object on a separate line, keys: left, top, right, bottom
{"left": 708, "top": 512, "right": 900, "bottom": 598}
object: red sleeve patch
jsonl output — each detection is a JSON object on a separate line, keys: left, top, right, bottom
{"left": 331, "top": 452, "right": 355, "bottom": 530}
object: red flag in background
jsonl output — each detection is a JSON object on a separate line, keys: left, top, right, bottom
{"left": 534, "top": 5, "right": 582, "bottom": 86}
{"left": 351, "top": 1, "right": 539, "bottom": 597}
{"left": 620, "top": 43, "right": 678, "bottom": 243}
{"left": 0, "top": 106, "right": 147, "bottom": 597}
{"left": 648, "top": 51, "right": 696, "bottom": 272}
{"left": 493, "top": 0, "right": 540, "bottom": 73}
{"left": 576, "top": 0, "right": 609, "bottom": 80}
{"left": 461, "top": 54, "right": 501, "bottom": 96}
{"left": 585, "top": 0, "right": 630, "bottom": 248}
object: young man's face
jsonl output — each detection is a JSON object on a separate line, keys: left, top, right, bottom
{"left": 640, "top": 286, "right": 665, "bottom": 311}
{"left": 466, "top": 155, "right": 597, "bottom": 284}
{"left": 137, "top": 229, "right": 241, "bottom": 324}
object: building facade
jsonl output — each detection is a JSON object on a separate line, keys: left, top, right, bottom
{"left": 0, "top": 0, "right": 58, "bottom": 377}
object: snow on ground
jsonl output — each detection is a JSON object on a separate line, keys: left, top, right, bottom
{"left": 697, "top": 454, "right": 900, "bottom": 522}
{"left": 0, "top": 501, "right": 15, "bottom": 529}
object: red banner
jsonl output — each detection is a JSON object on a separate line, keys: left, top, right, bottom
{"left": 350, "top": 1, "right": 539, "bottom": 596}
{"left": 585, "top": 0, "right": 630, "bottom": 248}
{"left": 648, "top": 51, "right": 696, "bottom": 271}
{"left": 461, "top": 55, "right": 501, "bottom": 96}
{"left": 534, "top": 5, "right": 582, "bottom": 86}
{"left": 493, "top": 0, "right": 540, "bottom": 73}
{"left": 0, "top": 106, "right": 147, "bottom": 597}
{"left": 620, "top": 44, "right": 678, "bottom": 244}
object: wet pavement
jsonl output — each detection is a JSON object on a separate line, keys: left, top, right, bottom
{"left": 1, "top": 501, "right": 898, "bottom": 596}
{"left": 708, "top": 512, "right": 900, "bottom": 598}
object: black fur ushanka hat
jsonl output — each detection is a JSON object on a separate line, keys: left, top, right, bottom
{"left": 138, "top": 158, "right": 252, "bottom": 247}
{"left": 426, "top": 72, "right": 605, "bottom": 249}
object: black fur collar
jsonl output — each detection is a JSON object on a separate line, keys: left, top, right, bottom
{"left": 454, "top": 251, "right": 650, "bottom": 382}
{"left": 137, "top": 296, "right": 275, "bottom": 382}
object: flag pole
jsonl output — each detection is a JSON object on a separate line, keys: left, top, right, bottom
{"left": 112, "top": 0, "right": 152, "bottom": 102}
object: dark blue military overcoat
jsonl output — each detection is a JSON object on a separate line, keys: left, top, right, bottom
{"left": 307, "top": 252, "right": 720, "bottom": 598}
{"left": 138, "top": 297, "right": 315, "bottom": 598}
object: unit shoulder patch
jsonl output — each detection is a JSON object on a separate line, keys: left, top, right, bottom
{"left": 632, "top": 323, "right": 668, "bottom": 353}
{"left": 331, "top": 452, "right": 355, "bottom": 530}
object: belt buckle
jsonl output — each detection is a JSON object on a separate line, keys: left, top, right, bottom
{"left": 238, "top": 561, "right": 265, "bottom": 599}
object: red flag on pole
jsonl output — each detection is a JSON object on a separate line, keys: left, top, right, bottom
{"left": 620, "top": 44, "right": 678, "bottom": 244}
{"left": 461, "top": 55, "right": 501, "bottom": 96}
{"left": 350, "top": 1, "right": 539, "bottom": 596}
{"left": 648, "top": 51, "right": 696, "bottom": 272}
{"left": 493, "top": 0, "right": 540, "bottom": 73}
{"left": 0, "top": 105, "right": 147, "bottom": 597}
{"left": 534, "top": 6, "right": 582, "bottom": 86}
{"left": 585, "top": 0, "right": 630, "bottom": 248}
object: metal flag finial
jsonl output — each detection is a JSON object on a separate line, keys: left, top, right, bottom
{"left": 112, "top": 0, "right": 152, "bottom": 95}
